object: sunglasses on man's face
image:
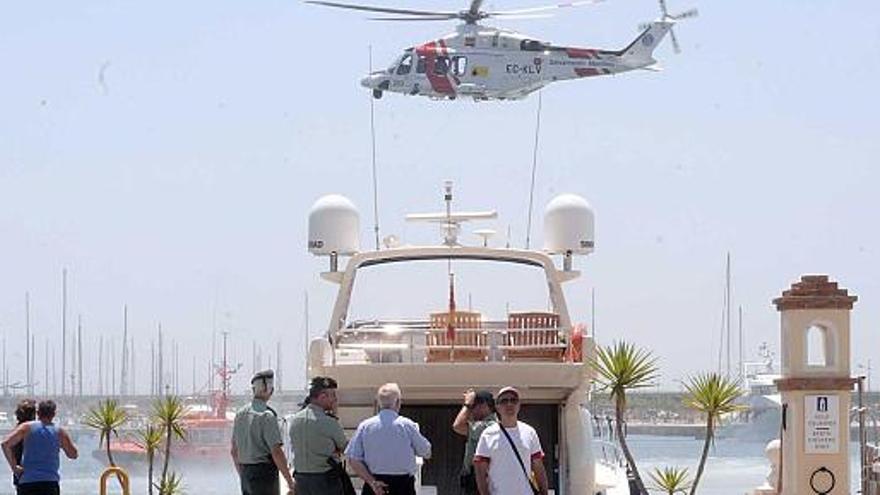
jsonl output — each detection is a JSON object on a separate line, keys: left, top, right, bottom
{"left": 497, "top": 396, "right": 519, "bottom": 405}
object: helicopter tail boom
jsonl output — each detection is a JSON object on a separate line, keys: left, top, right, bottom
{"left": 619, "top": 21, "right": 673, "bottom": 65}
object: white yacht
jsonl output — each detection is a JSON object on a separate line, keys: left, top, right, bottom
{"left": 305, "top": 182, "right": 629, "bottom": 494}
{"left": 721, "top": 343, "right": 782, "bottom": 442}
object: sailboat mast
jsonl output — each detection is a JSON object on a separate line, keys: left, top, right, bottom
{"left": 151, "top": 339, "right": 155, "bottom": 395}
{"left": 725, "top": 252, "right": 732, "bottom": 378}
{"left": 121, "top": 305, "right": 128, "bottom": 396}
{"left": 61, "top": 268, "right": 67, "bottom": 396}
{"left": 304, "top": 291, "right": 309, "bottom": 381}
{"left": 591, "top": 288, "right": 596, "bottom": 344}
{"left": 276, "top": 341, "right": 282, "bottom": 392}
{"left": 78, "top": 317, "right": 83, "bottom": 397}
{"left": 220, "top": 330, "right": 230, "bottom": 418}
{"left": 738, "top": 305, "right": 744, "bottom": 381}
{"left": 158, "top": 323, "right": 164, "bottom": 395}
{"left": 130, "top": 335, "right": 135, "bottom": 395}
{"left": 98, "top": 335, "right": 103, "bottom": 395}
{"left": 25, "top": 292, "right": 30, "bottom": 395}
{"left": 44, "top": 339, "right": 49, "bottom": 396}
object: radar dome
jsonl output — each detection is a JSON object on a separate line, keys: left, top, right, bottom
{"left": 543, "top": 194, "right": 595, "bottom": 255}
{"left": 308, "top": 195, "right": 360, "bottom": 256}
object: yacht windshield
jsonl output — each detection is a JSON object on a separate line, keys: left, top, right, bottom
{"left": 347, "top": 258, "right": 553, "bottom": 325}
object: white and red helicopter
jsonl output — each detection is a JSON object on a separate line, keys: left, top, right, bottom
{"left": 307, "top": 0, "right": 697, "bottom": 100}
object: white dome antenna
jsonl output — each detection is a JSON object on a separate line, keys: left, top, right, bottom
{"left": 544, "top": 194, "right": 595, "bottom": 270}
{"left": 308, "top": 195, "right": 360, "bottom": 273}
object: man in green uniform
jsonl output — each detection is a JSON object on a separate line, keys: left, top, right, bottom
{"left": 289, "top": 376, "right": 348, "bottom": 495}
{"left": 231, "top": 369, "right": 295, "bottom": 495}
{"left": 452, "top": 389, "right": 497, "bottom": 495}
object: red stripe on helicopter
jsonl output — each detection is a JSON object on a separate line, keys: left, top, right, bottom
{"left": 417, "top": 41, "right": 455, "bottom": 96}
{"left": 566, "top": 48, "right": 601, "bottom": 59}
{"left": 439, "top": 39, "right": 462, "bottom": 85}
{"left": 574, "top": 68, "right": 601, "bottom": 77}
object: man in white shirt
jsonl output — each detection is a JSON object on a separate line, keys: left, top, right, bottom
{"left": 473, "top": 386, "right": 549, "bottom": 495}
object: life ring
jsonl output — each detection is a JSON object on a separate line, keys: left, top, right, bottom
{"left": 569, "top": 323, "right": 585, "bottom": 362}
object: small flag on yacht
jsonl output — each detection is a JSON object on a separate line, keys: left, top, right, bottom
{"left": 447, "top": 273, "right": 456, "bottom": 341}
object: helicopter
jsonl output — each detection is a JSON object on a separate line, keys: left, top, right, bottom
{"left": 307, "top": 0, "right": 697, "bottom": 100}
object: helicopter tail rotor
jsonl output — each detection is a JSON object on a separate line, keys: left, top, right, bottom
{"left": 642, "top": 0, "right": 698, "bottom": 54}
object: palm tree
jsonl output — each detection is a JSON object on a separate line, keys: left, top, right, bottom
{"left": 648, "top": 466, "right": 691, "bottom": 494}
{"left": 683, "top": 372, "right": 746, "bottom": 495}
{"left": 134, "top": 424, "right": 164, "bottom": 495}
{"left": 156, "top": 472, "right": 184, "bottom": 495}
{"left": 83, "top": 399, "right": 128, "bottom": 469}
{"left": 591, "top": 341, "right": 659, "bottom": 495}
{"left": 152, "top": 396, "right": 189, "bottom": 489}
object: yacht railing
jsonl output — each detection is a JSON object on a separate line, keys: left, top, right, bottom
{"left": 592, "top": 439, "right": 627, "bottom": 470}
{"left": 332, "top": 320, "right": 572, "bottom": 364}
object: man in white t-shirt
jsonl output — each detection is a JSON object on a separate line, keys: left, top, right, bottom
{"left": 472, "top": 386, "right": 549, "bottom": 495}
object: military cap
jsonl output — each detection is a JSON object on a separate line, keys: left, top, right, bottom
{"left": 251, "top": 369, "right": 275, "bottom": 384}
{"left": 308, "top": 376, "right": 338, "bottom": 397}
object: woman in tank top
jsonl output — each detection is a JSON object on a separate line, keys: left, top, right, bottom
{"left": 1, "top": 400, "right": 78, "bottom": 495}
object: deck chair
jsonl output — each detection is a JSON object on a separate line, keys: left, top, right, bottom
{"left": 503, "top": 311, "right": 567, "bottom": 361}
{"left": 426, "top": 311, "right": 487, "bottom": 362}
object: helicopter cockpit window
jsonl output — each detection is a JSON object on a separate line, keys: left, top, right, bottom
{"left": 520, "top": 39, "right": 546, "bottom": 51}
{"left": 416, "top": 56, "right": 427, "bottom": 74}
{"left": 452, "top": 56, "right": 467, "bottom": 76}
{"left": 396, "top": 54, "right": 412, "bottom": 75}
{"left": 434, "top": 56, "right": 450, "bottom": 75}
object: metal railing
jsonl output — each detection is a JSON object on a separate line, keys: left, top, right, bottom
{"left": 332, "top": 320, "right": 571, "bottom": 364}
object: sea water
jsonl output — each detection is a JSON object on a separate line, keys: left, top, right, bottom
{"left": 1, "top": 435, "right": 863, "bottom": 494}
{"left": 629, "top": 434, "right": 861, "bottom": 495}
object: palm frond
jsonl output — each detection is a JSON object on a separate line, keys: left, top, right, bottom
{"left": 134, "top": 424, "right": 164, "bottom": 453}
{"left": 649, "top": 466, "right": 692, "bottom": 494}
{"left": 82, "top": 399, "right": 128, "bottom": 447}
{"left": 152, "top": 396, "right": 191, "bottom": 433}
{"left": 157, "top": 472, "right": 184, "bottom": 495}
{"left": 590, "top": 341, "right": 660, "bottom": 400}
{"left": 683, "top": 372, "right": 747, "bottom": 422}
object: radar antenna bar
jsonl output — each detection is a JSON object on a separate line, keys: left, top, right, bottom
{"left": 525, "top": 91, "right": 543, "bottom": 249}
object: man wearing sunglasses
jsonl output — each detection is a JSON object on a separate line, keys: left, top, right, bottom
{"left": 452, "top": 389, "right": 497, "bottom": 495}
{"left": 472, "top": 387, "right": 549, "bottom": 495}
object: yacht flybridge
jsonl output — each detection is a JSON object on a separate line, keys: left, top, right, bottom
{"left": 306, "top": 182, "right": 627, "bottom": 494}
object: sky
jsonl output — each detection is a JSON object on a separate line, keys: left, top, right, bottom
{"left": 1, "top": 0, "right": 878, "bottom": 393}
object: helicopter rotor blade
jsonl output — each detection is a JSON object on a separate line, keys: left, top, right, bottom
{"left": 669, "top": 27, "right": 681, "bottom": 54}
{"left": 305, "top": 0, "right": 456, "bottom": 18}
{"left": 491, "top": 13, "right": 555, "bottom": 20}
{"left": 672, "top": 7, "right": 698, "bottom": 19}
{"left": 489, "top": 0, "right": 603, "bottom": 16}
{"left": 658, "top": 0, "right": 670, "bottom": 17}
{"left": 469, "top": 0, "right": 485, "bottom": 17}
{"left": 367, "top": 15, "right": 459, "bottom": 20}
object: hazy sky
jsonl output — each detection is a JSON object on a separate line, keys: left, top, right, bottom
{"left": 1, "top": 0, "right": 878, "bottom": 393}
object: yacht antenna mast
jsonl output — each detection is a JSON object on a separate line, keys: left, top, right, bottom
{"left": 525, "top": 91, "right": 543, "bottom": 249}
{"left": 369, "top": 45, "right": 380, "bottom": 250}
